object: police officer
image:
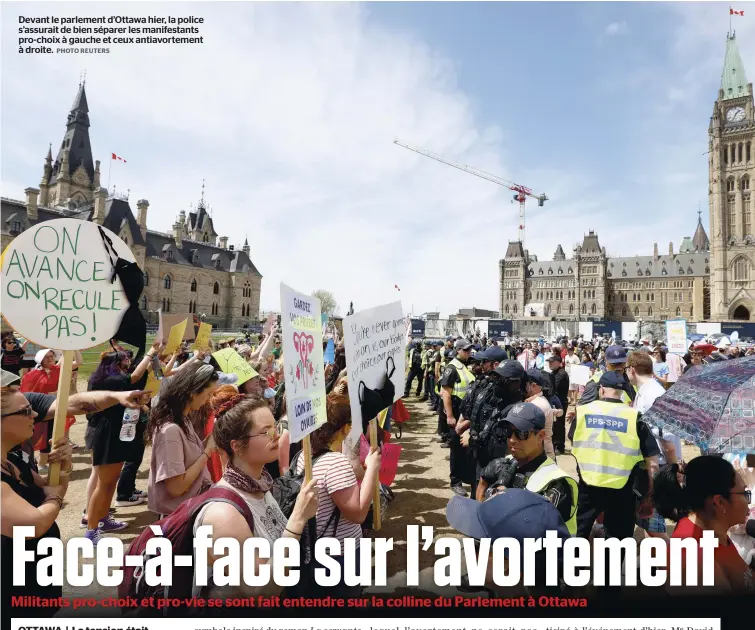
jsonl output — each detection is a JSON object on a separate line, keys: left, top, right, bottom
{"left": 428, "top": 341, "right": 443, "bottom": 411}
{"left": 574, "top": 345, "right": 635, "bottom": 407}
{"left": 476, "top": 402, "right": 578, "bottom": 535}
{"left": 571, "top": 370, "right": 660, "bottom": 540}
{"left": 420, "top": 342, "right": 435, "bottom": 402}
{"left": 439, "top": 339, "right": 476, "bottom": 496}
{"left": 436, "top": 347, "right": 455, "bottom": 446}
{"left": 404, "top": 339, "right": 425, "bottom": 398}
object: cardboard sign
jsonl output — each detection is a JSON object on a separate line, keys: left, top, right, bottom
{"left": 343, "top": 302, "right": 406, "bottom": 444}
{"left": 665, "top": 319, "right": 688, "bottom": 355}
{"left": 323, "top": 338, "right": 335, "bottom": 365}
{"left": 157, "top": 312, "right": 196, "bottom": 342}
{"left": 193, "top": 322, "right": 213, "bottom": 350}
{"left": 163, "top": 319, "right": 188, "bottom": 355}
{"left": 359, "top": 434, "right": 402, "bottom": 487}
{"left": 280, "top": 283, "right": 327, "bottom": 443}
{"left": 145, "top": 371, "right": 162, "bottom": 396}
{"left": 213, "top": 348, "right": 259, "bottom": 386}
{"left": 570, "top": 364, "right": 591, "bottom": 387}
{"left": 0, "top": 218, "right": 135, "bottom": 350}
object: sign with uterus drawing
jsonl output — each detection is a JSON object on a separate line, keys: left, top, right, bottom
{"left": 280, "top": 282, "right": 327, "bottom": 442}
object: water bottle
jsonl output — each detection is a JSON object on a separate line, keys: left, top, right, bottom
{"left": 119, "top": 408, "right": 139, "bottom": 442}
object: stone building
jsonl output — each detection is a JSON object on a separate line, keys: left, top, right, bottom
{"left": 500, "top": 32, "right": 754, "bottom": 324}
{"left": 1, "top": 83, "right": 262, "bottom": 330}
{"left": 709, "top": 33, "right": 754, "bottom": 321}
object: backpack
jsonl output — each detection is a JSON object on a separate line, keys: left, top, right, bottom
{"left": 272, "top": 450, "right": 328, "bottom": 518}
{"left": 118, "top": 487, "right": 254, "bottom": 607}
{"left": 411, "top": 349, "right": 422, "bottom": 369}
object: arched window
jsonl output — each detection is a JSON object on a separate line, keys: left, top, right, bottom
{"left": 167, "top": 299, "right": 171, "bottom": 312}
{"left": 143, "top": 271, "right": 149, "bottom": 286}
{"left": 648, "top": 306, "right": 653, "bottom": 317}
{"left": 676, "top": 306, "right": 681, "bottom": 316}
{"left": 163, "top": 274, "right": 172, "bottom": 289}
{"left": 742, "top": 175, "right": 750, "bottom": 191}
{"left": 212, "top": 303, "right": 218, "bottom": 316}
{"left": 581, "top": 304, "right": 587, "bottom": 315}
{"left": 727, "top": 177, "right": 736, "bottom": 192}
{"left": 190, "top": 278, "right": 197, "bottom": 292}
{"left": 513, "top": 304, "right": 518, "bottom": 314}
{"left": 141, "top": 296, "right": 147, "bottom": 310}
{"left": 733, "top": 256, "right": 750, "bottom": 281}
{"left": 557, "top": 305, "right": 561, "bottom": 315}
{"left": 634, "top": 306, "right": 639, "bottom": 316}
{"left": 746, "top": 141, "right": 751, "bottom": 163}
{"left": 505, "top": 305, "right": 509, "bottom": 314}
{"left": 213, "top": 282, "right": 220, "bottom": 295}
{"left": 162, "top": 298, "right": 166, "bottom": 311}
{"left": 243, "top": 282, "right": 251, "bottom": 298}
{"left": 739, "top": 143, "right": 744, "bottom": 163}
{"left": 622, "top": 305, "right": 627, "bottom": 316}
{"left": 591, "top": 290, "right": 595, "bottom": 299}
{"left": 591, "top": 303, "right": 596, "bottom": 315}
{"left": 608, "top": 307, "right": 613, "bottom": 316}
{"left": 202, "top": 233, "right": 209, "bottom": 243}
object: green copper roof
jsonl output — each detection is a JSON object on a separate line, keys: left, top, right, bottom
{"left": 721, "top": 34, "right": 748, "bottom": 100}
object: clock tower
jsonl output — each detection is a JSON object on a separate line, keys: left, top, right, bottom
{"left": 709, "top": 32, "right": 754, "bottom": 321}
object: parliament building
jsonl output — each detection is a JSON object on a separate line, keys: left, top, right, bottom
{"left": 500, "top": 33, "right": 754, "bottom": 324}
{"left": 1, "top": 83, "right": 262, "bottom": 330}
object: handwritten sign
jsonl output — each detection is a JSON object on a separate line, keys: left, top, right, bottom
{"left": 193, "top": 322, "right": 212, "bottom": 351}
{"left": 164, "top": 319, "right": 188, "bottom": 355}
{"left": 343, "top": 301, "right": 406, "bottom": 444}
{"left": 323, "top": 338, "right": 335, "bottom": 365}
{"left": 0, "top": 218, "right": 135, "bottom": 350}
{"left": 665, "top": 319, "right": 688, "bottom": 355}
{"left": 280, "top": 283, "right": 326, "bottom": 443}
{"left": 213, "top": 348, "right": 258, "bottom": 386}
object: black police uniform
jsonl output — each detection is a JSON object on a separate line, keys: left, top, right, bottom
{"left": 404, "top": 342, "right": 425, "bottom": 397}
{"left": 439, "top": 355, "right": 473, "bottom": 491}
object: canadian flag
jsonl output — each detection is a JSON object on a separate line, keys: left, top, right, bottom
{"left": 730, "top": 8, "right": 744, "bottom": 16}
{"left": 111, "top": 152, "right": 127, "bottom": 163}
{"left": 394, "top": 284, "right": 400, "bottom": 291}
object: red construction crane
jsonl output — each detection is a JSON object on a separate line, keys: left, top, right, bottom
{"left": 394, "top": 139, "right": 547, "bottom": 248}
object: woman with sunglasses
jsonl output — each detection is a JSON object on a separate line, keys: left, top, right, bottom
{"left": 1, "top": 378, "right": 72, "bottom": 617}
{"left": 654, "top": 456, "right": 753, "bottom": 592}
{"left": 145, "top": 362, "right": 220, "bottom": 518}
{"left": 195, "top": 393, "right": 318, "bottom": 598}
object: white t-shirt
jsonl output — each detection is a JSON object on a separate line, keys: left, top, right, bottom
{"left": 633, "top": 378, "right": 681, "bottom": 465}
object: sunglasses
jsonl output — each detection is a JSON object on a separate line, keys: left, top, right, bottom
{"left": 504, "top": 426, "right": 535, "bottom": 440}
{"left": 1, "top": 405, "right": 34, "bottom": 419}
{"left": 247, "top": 426, "right": 280, "bottom": 441}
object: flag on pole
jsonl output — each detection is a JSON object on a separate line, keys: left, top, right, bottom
{"left": 111, "top": 152, "right": 127, "bottom": 163}
{"left": 394, "top": 284, "right": 400, "bottom": 291}
{"left": 730, "top": 7, "right": 744, "bottom": 15}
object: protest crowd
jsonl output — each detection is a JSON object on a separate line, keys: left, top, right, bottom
{"left": 1, "top": 317, "right": 754, "bottom": 617}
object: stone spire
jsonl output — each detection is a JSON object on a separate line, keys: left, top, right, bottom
{"left": 692, "top": 210, "right": 710, "bottom": 252}
{"left": 49, "top": 82, "right": 95, "bottom": 184}
{"left": 553, "top": 244, "right": 565, "bottom": 261}
{"left": 242, "top": 237, "right": 250, "bottom": 255}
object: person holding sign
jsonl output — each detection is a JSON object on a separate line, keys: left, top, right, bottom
{"left": 145, "top": 363, "right": 220, "bottom": 517}
{"left": 21, "top": 348, "right": 82, "bottom": 473}
{"left": 293, "top": 391, "right": 381, "bottom": 597}
{"left": 195, "top": 394, "right": 319, "bottom": 598}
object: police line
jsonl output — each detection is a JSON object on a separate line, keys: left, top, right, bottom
{"left": 11, "top": 525, "right": 717, "bottom": 589}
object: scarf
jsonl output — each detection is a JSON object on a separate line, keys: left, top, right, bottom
{"left": 222, "top": 462, "right": 273, "bottom": 494}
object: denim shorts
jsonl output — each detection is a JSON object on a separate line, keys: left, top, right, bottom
{"left": 637, "top": 509, "right": 667, "bottom": 533}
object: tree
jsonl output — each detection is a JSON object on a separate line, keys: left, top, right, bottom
{"left": 312, "top": 289, "right": 338, "bottom": 317}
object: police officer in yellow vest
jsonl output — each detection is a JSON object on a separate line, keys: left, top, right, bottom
{"left": 404, "top": 339, "right": 425, "bottom": 398}
{"left": 440, "top": 339, "right": 476, "bottom": 496}
{"left": 575, "top": 345, "right": 636, "bottom": 407}
{"left": 477, "top": 402, "right": 578, "bottom": 534}
{"left": 571, "top": 370, "right": 660, "bottom": 540}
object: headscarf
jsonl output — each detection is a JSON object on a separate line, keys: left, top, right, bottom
{"left": 34, "top": 348, "right": 59, "bottom": 370}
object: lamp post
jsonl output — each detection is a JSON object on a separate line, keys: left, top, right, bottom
{"left": 638, "top": 318, "right": 643, "bottom": 343}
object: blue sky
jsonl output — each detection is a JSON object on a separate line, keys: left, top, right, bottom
{"left": 2, "top": 2, "right": 753, "bottom": 316}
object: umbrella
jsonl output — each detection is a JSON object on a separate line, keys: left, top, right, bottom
{"left": 642, "top": 355, "right": 755, "bottom": 454}
{"left": 708, "top": 332, "right": 728, "bottom": 340}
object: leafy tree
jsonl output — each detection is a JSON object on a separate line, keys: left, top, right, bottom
{"left": 312, "top": 289, "right": 338, "bottom": 316}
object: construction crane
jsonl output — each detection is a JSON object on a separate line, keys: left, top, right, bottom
{"left": 394, "top": 139, "right": 547, "bottom": 247}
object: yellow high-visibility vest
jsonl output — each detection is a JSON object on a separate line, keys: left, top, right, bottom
{"left": 525, "top": 458, "right": 578, "bottom": 535}
{"left": 572, "top": 400, "right": 642, "bottom": 490}
{"left": 448, "top": 358, "right": 474, "bottom": 400}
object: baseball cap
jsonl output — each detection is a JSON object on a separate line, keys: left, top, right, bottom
{"left": 598, "top": 371, "right": 625, "bottom": 388}
{"left": 1, "top": 368, "right": 21, "bottom": 387}
{"left": 454, "top": 339, "right": 473, "bottom": 351}
{"left": 470, "top": 348, "right": 488, "bottom": 362}
{"left": 485, "top": 346, "right": 508, "bottom": 363}
{"left": 504, "top": 401, "right": 546, "bottom": 432}
{"left": 525, "top": 368, "right": 549, "bottom": 389}
{"left": 493, "top": 360, "right": 525, "bottom": 379}
{"left": 446, "top": 335, "right": 454, "bottom": 341}
{"left": 446, "top": 488, "right": 570, "bottom": 541}
{"left": 605, "top": 345, "right": 628, "bottom": 364}
{"left": 546, "top": 353, "right": 562, "bottom": 363}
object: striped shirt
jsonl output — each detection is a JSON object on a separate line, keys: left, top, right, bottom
{"left": 295, "top": 450, "right": 362, "bottom": 546}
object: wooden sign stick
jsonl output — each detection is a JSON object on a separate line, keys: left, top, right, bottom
{"left": 369, "top": 418, "right": 382, "bottom": 531}
{"left": 302, "top": 434, "right": 313, "bottom": 484}
{"left": 47, "top": 350, "right": 74, "bottom": 486}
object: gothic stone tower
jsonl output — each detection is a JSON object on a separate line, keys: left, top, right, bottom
{"left": 39, "top": 82, "right": 100, "bottom": 208}
{"left": 709, "top": 33, "right": 754, "bottom": 321}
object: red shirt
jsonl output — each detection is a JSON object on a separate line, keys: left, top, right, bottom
{"left": 21, "top": 367, "right": 76, "bottom": 449}
{"left": 672, "top": 516, "right": 754, "bottom": 592}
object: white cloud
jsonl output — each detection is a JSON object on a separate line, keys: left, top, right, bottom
{"left": 604, "top": 21, "right": 628, "bottom": 37}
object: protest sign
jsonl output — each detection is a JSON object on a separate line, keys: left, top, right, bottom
{"left": 163, "top": 319, "right": 188, "bottom": 355}
{"left": 193, "top": 322, "right": 213, "bottom": 350}
{"left": 343, "top": 301, "right": 406, "bottom": 445}
{"left": 262, "top": 313, "right": 276, "bottom": 335}
{"left": 323, "top": 338, "right": 335, "bottom": 365}
{"left": 360, "top": 434, "right": 402, "bottom": 487}
{"left": 280, "top": 283, "right": 327, "bottom": 443}
{"left": 213, "top": 348, "right": 259, "bottom": 386}
{"left": 1, "top": 218, "right": 135, "bottom": 349}
{"left": 570, "top": 364, "right": 591, "bottom": 387}
{"left": 157, "top": 312, "right": 196, "bottom": 343}
{"left": 666, "top": 319, "right": 688, "bottom": 355}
